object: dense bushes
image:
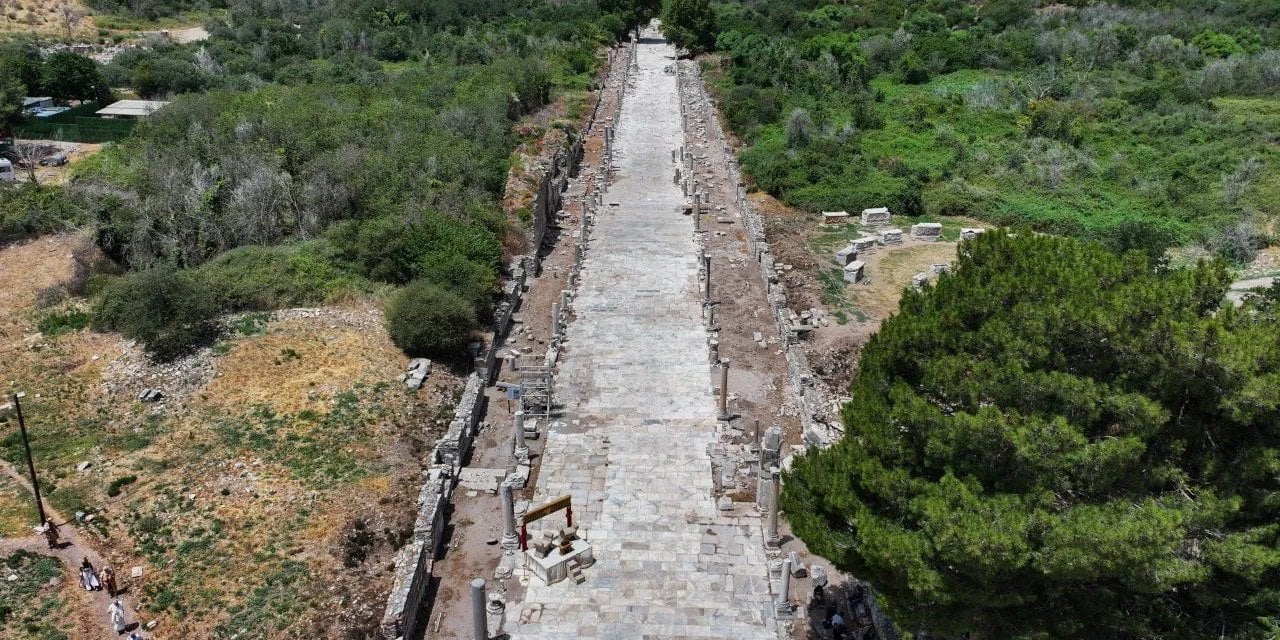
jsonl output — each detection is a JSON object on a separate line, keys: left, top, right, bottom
{"left": 784, "top": 232, "right": 1280, "bottom": 639}
{"left": 0, "top": 184, "right": 84, "bottom": 244}
{"left": 710, "top": 0, "right": 1280, "bottom": 247}
{"left": 91, "top": 269, "right": 219, "bottom": 361}
{"left": 385, "top": 280, "right": 478, "bottom": 358}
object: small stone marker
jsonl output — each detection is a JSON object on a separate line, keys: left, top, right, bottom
{"left": 911, "top": 222, "right": 943, "bottom": 240}
{"left": 842, "top": 260, "right": 866, "bottom": 284}
{"left": 820, "top": 211, "right": 850, "bottom": 225}
{"left": 850, "top": 237, "right": 877, "bottom": 254}
{"left": 833, "top": 245, "right": 858, "bottom": 266}
{"left": 960, "top": 227, "right": 986, "bottom": 240}
{"left": 860, "top": 206, "right": 891, "bottom": 226}
{"left": 131, "top": 566, "right": 144, "bottom": 578}
{"left": 137, "top": 389, "right": 163, "bottom": 403}
{"left": 879, "top": 228, "right": 904, "bottom": 244}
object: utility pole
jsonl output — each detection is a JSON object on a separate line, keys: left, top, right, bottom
{"left": 12, "top": 393, "right": 47, "bottom": 525}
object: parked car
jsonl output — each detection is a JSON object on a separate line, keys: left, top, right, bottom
{"left": 39, "top": 151, "right": 69, "bottom": 167}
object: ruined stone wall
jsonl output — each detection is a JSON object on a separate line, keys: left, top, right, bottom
{"left": 379, "top": 43, "right": 629, "bottom": 640}
{"left": 677, "top": 61, "right": 839, "bottom": 449}
{"left": 680, "top": 60, "right": 901, "bottom": 640}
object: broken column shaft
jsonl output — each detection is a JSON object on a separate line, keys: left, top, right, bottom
{"left": 766, "top": 467, "right": 781, "bottom": 547}
{"left": 551, "top": 302, "right": 561, "bottom": 340}
{"left": 501, "top": 483, "right": 519, "bottom": 550}
{"left": 513, "top": 410, "right": 529, "bottom": 462}
{"left": 471, "top": 578, "right": 488, "bottom": 640}
{"left": 703, "top": 255, "right": 712, "bottom": 302}
{"left": 718, "top": 359, "right": 730, "bottom": 420}
{"left": 776, "top": 557, "right": 792, "bottom": 616}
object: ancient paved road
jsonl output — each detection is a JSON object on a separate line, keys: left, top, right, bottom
{"left": 502, "top": 32, "right": 777, "bottom": 640}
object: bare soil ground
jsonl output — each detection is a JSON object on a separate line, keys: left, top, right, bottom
{"left": 0, "top": 0, "right": 97, "bottom": 39}
{"left": 754, "top": 191, "right": 989, "bottom": 394}
{"left": 0, "top": 233, "right": 460, "bottom": 639}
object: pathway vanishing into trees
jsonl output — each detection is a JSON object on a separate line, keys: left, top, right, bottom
{"left": 499, "top": 30, "right": 778, "bottom": 640}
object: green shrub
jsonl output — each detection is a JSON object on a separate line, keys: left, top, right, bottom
{"left": 106, "top": 475, "right": 137, "bottom": 497}
{"left": 91, "top": 269, "right": 219, "bottom": 361}
{"left": 385, "top": 280, "right": 477, "bottom": 358}
{"left": 197, "top": 243, "right": 363, "bottom": 312}
{"left": 36, "top": 310, "right": 90, "bottom": 337}
{"left": 0, "top": 183, "right": 84, "bottom": 243}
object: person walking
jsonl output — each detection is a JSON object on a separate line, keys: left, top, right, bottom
{"left": 108, "top": 599, "right": 126, "bottom": 634}
{"left": 42, "top": 519, "right": 59, "bottom": 549}
{"left": 80, "top": 557, "right": 101, "bottom": 591}
{"left": 102, "top": 566, "right": 119, "bottom": 597}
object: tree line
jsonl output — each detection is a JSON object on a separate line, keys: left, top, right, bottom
{"left": 679, "top": 0, "right": 1280, "bottom": 262}
{"left": 1, "top": 0, "right": 656, "bottom": 361}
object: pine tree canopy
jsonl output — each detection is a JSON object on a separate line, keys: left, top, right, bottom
{"left": 783, "top": 232, "right": 1280, "bottom": 639}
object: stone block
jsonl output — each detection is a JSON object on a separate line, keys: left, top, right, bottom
{"left": 879, "top": 228, "right": 903, "bottom": 244}
{"left": 912, "top": 272, "right": 930, "bottom": 289}
{"left": 833, "top": 245, "right": 858, "bottom": 266}
{"left": 820, "top": 211, "right": 849, "bottom": 225}
{"left": 842, "top": 260, "right": 865, "bottom": 284}
{"left": 911, "top": 222, "right": 943, "bottom": 240}
{"left": 930, "top": 263, "right": 952, "bottom": 275}
{"left": 860, "top": 206, "right": 891, "bottom": 226}
{"left": 960, "top": 227, "right": 986, "bottom": 240}
{"left": 850, "top": 237, "right": 877, "bottom": 254}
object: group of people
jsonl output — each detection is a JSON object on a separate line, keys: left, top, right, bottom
{"left": 36, "top": 518, "right": 141, "bottom": 637}
{"left": 78, "top": 557, "right": 120, "bottom": 596}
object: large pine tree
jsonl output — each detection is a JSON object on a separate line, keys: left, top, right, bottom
{"left": 784, "top": 232, "right": 1280, "bottom": 639}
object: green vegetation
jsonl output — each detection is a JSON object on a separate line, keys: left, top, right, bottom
{"left": 0, "top": 550, "right": 70, "bottom": 639}
{"left": 107, "top": 474, "right": 138, "bottom": 497}
{"left": 783, "top": 232, "right": 1280, "bottom": 639}
{"left": 36, "top": 309, "right": 89, "bottom": 337}
{"left": 708, "top": 0, "right": 1280, "bottom": 259}
{"left": 0, "top": 184, "right": 83, "bottom": 243}
{"left": 386, "top": 280, "right": 478, "bottom": 358}
{"left": 662, "top": 0, "right": 716, "bottom": 54}
{"left": 91, "top": 268, "right": 219, "bottom": 361}
{"left": 0, "top": 1, "right": 647, "bottom": 361}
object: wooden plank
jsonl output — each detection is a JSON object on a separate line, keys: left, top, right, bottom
{"left": 523, "top": 495, "right": 571, "bottom": 523}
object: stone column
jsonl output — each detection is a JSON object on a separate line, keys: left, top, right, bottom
{"left": 471, "top": 578, "right": 488, "bottom": 640}
{"left": 551, "top": 302, "right": 560, "bottom": 340}
{"left": 561, "top": 290, "right": 570, "bottom": 315}
{"left": 513, "top": 410, "right": 529, "bottom": 462}
{"left": 501, "top": 483, "right": 519, "bottom": 550}
{"left": 703, "top": 255, "right": 712, "bottom": 302}
{"left": 775, "top": 558, "right": 792, "bottom": 616}
{"left": 718, "top": 359, "right": 730, "bottom": 420}
{"left": 766, "top": 467, "right": 781, "bottom": 548}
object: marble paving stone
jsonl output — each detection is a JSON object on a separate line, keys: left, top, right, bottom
{"left": 503, "top": 32, "right": 775, "bottom": 640}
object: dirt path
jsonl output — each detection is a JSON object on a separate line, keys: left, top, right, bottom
{"left": 0, "top": 460, "right": 142, "bottom": 638}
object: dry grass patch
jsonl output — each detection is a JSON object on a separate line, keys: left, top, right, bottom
{"left": 0, "top": 235, "right": 459, "bottom": 639}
